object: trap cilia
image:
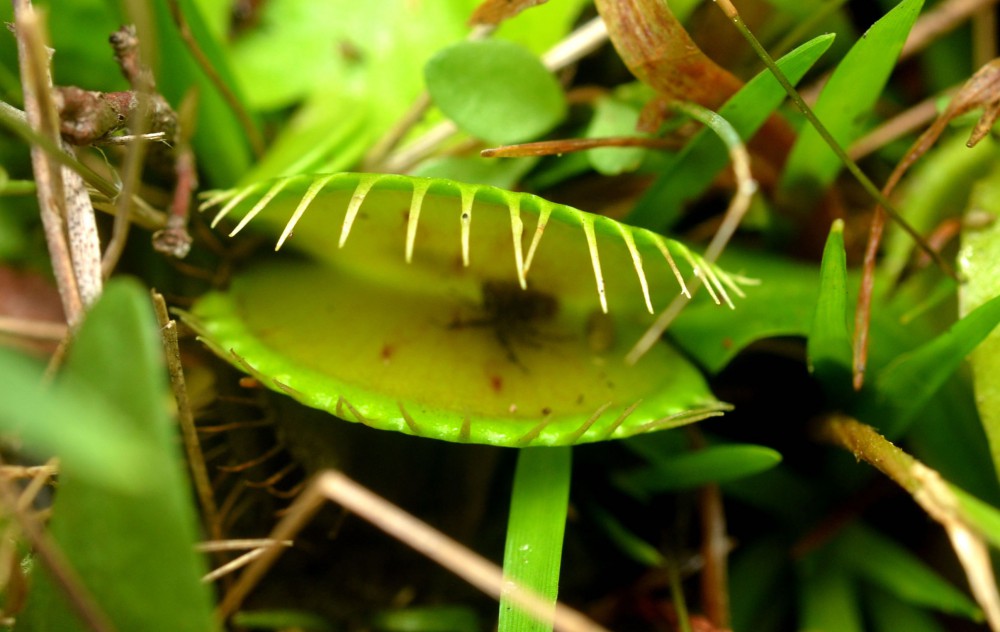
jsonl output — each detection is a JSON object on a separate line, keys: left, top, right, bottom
{"left": 187, "top": 172, "right": 751, "bottom": 447}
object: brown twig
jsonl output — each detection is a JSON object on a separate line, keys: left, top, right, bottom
{"left": 901, "top": 0, "right": 1000, "bottom": 60}
{"left": 852, "top": 58, "right": 1000, "bottom": 389}
{"left": 152, "top": 291, "right": 222, "bottom": 542}
{"left": 481, "top": 135, "right": 681, "bottom": 158}
{"left": 0, "top": 315, "right": 67, "bottom": 341}
{"left": 0, "top": 459, "right": 116, "bottom": 632}
{"left": 13, "top": 1, "right": 84, "bottom": 328}
{"left": 217, "top": 470, "right": 611, "bottom": 632}
{"left": 816, "top": 414, "right": 1000, "bottom": 630}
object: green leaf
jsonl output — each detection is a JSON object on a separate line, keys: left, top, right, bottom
{"left": 837, "top": 525, "right": 981, "bottom": 620}
{"left": 0, "top": 349, "right": 153, "bottom": 493}
{"left": 798, "top": 560, "right": 864, "bottom": 632}
{"left": 587, "top": 502, "right": 665, "bottom": 568}
{"left": 779, "top": 0, "right": 923, "bottom": 202}
{"left": 670, "top": 249, "right": 822, "bottom": 373}
{"left": 425, "top": 39, "right": 566, "bottom": 144}
{"left": 614, "top": 444, "right": 782, "bottom": 497}
{"left": 233, "top": 609, "right": 336, "bottom": 631}
{"left": 867, "top": 292, "right": 1000, "bottom": 437}
{"left": 499, "top": 447, "right": 571, "bottom": 632}
{"left": 150, "top": 0, "right": 255, "bottom": 186}
{"left": 20, "top": 280, "right": 215, "bottom": 632}
{"left": 627, "top": 33, "right": 835, "bottom": 230}
{"left": 729, "top": 538, "right": 791, "bottom": 632}
{"left": 959, "top": 162, "right": 1000, "bottom": 479}
{"left": 949, "top": 484, "right": 1000, "bottom": 550}
{"left": 370, "top": 606, "right": 481, "bottom": 632}
{"left": 585, "top": 95, "right": 645, "bottom": 175}
{"left": 807, "top": 219, "right": 853, "bottom": 395}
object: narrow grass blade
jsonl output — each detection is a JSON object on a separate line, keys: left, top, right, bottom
{"left": 807, "top": 219, "right": 852, "bottom": 397}
{"left": 627, "top": 33, "right": 834, "bottom": 230}
{"left": 499, "top": 447, "right": 572, "bottom": 632}
{"left": 838, "top": 525, "right": 981, "bottom": 620}
{"left": 867, "top": 292, "right": 1000, "bottom": 437}
{"left": 779, "top": 0, "right": 923, "bottom": 201}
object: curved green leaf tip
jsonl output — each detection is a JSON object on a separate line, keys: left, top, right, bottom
{"left": 190, "top": 172, "right": 749, "bottom": 447}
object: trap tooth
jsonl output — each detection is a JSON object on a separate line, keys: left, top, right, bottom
{"left": 405, "top": 180, "right": 431, "bottom": 264}
{"left": 508, "top": 196, "right": 527, "bottom": 289}
{"left": 581, "top": 219, "right": 608, "bottom": 314}
{"left": 617, "top": 224, "right": 653, "bottom": 314}
{"left": 278, "top": 174, "right": 336, "bottom": 251}
{"left": 653, "top": 238, "right": 690, "bottom": 298}
{"left": 460, "top": 187, "right": 475, "bottom": 267}
{"left": 232, "top": 178, "right": 291, "bottom": 237}
{"left": 212, "top": 183, "right": 259, "bottom": 228}
{"left": 564, "top": 401, "right": 612, "bottom": 445}
{"left": 339, "top": 175, "right": 379, "bottom": 249}
{"left": 523, "top": 203, "right": 551, "bottom": 274}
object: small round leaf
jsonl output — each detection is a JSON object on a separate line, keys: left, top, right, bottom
{"left": 425, "top": 39, "right": 566, "bottom": 144}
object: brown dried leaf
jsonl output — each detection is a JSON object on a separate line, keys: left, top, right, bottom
{"left": 594, "top": 0, "right": 743, "bottom": 130}
{"left": 469, "top": 0, "right": 548, "bottom": 26}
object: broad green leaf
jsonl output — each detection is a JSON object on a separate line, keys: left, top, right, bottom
{"left": 0, "top": 349, "right": 152, "bottom": 492}
{"left": 837, "top": 525, "right": 981, "bottom": 620}
{"left": 230, "top": 0, "right": 474, "bottom": 111}
{"left": 669, "top": 249, "right": 822, "bottom": 373}
{"left": 499, "top": 447, "right": 571, "bottom": 632}
{"left": 779, "top": 0, "right": 923, "bottom": 202}
{"left": 866, "top": 293, "right": 1000, "bottom": 437}
{"left": 807, "top": 219, "right": 852, "bottom": 396}
{"left": 585, "top": 95, "right": 645, "bottom": 176}
{"left": 614, "top": 444, "right": 782, "bottom": 497}
{"left": 627, "top": 33, "right": 835, "bottom": 230}
{"left": 425, "top": 39, "right": 566, "bottom": 145}
{"left": 958, "top": 162, "right": 1000, "bottom": 478}
{"left": 20, "top": 280, "right": 215, "bottom": 632}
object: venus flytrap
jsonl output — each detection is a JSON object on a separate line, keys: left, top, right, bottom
{"left": 186, "top": 173, "right": 749, "bottom": 448}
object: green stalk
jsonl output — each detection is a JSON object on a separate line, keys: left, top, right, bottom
{"left": 499, "top": 447, "right": 572, "bottom": 632}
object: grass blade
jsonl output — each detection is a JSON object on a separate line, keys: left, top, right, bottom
{"left": 499, "top": 447, "right": 572, "bottom": 632}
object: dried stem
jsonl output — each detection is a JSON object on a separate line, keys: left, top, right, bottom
{"left": 711, "top": 0, "right": 958, "bottom": 281}
{"left": 901, "top": 0, "right": 1000, "bottom": 60}
{"left": 14, "top": 1, "right": 84, "bottom": 327}
{"left": 0, "top": 315, "right": 67, "bottom": 341}
{"left": 0, "top": 459, "right": 116, "bottom": 632}
{"left": 481, "top": 135, "right": 681, "bottom": 158}
{"left": 626, "top": 101, "right": 756, "bottom": 364}
{"left": 816, "top": 414, "right": 1000, "bottom": 631}
{"left": 218, "top": 470, "right": 610, "bottom": 632}
{"left": 152, "top": 291, "right": 222, "bottom": 542}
